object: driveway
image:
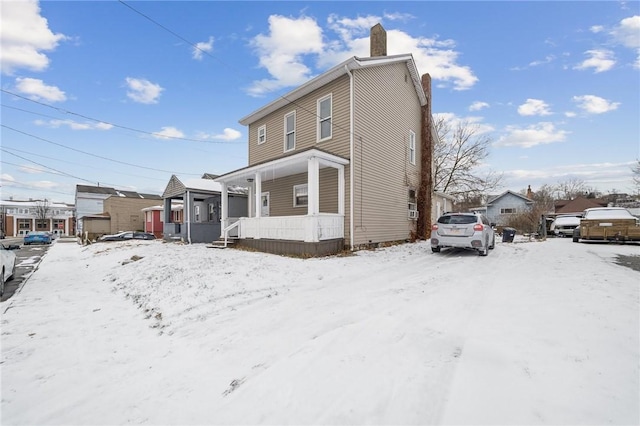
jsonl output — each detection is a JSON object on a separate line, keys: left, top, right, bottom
{"left": 1, "top": 237, "right": 76, "bottom": 302}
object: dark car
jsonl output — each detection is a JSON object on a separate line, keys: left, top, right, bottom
{"left": 99, "top": 231, "right": 156, "bottom": 242}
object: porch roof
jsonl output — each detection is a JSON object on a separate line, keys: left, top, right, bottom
{"left": 214, "top": 148, "right": 349, "bottom": 187}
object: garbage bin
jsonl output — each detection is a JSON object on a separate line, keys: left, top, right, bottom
{"left": 502, "top": 227, "right": 516, "bottom": 243}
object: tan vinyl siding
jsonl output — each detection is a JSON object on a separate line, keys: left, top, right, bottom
{"left": 103, "top": 197, "right": 162, "bottom": 233}
{"left": 351, "top": 62, "right": 423, "bottom": 246}
{"left": 261, "top": 168, "right": 340, "bottom": 216}
{"left": 248, "top": 75, "right": 351, "bottom": 165}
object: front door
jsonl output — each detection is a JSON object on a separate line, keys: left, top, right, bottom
{"left": 261, "top": 192, "right": 270, "bottom": 217}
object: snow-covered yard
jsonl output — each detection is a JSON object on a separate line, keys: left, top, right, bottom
{"left": 1, "top": 237, "right": 638, "bottom": 425}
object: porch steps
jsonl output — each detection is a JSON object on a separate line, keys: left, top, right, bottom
{"left": 207, "top": 238, "right": 237, "bottom": 249}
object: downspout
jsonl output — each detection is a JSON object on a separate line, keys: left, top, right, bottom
{"left": 345, "top": 64, "right": 354, "bottom": 251}
{"left": 186, "top": 190, "right": 192, "bottom": 244}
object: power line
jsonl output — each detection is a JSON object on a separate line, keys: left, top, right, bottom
{"left": 2, "top": 124, "right": 201, "bottom": 176}
{"left": 0, "top": 92, "right": 244, "bottom": 145}
{"left": 116, "top": 0, "right": 357, "bottom": 141}
{"left": 2, "top": 145, "right": 169, "bottom": 183}
{"left": 1, "top": 149, "right": 102, "bottom": 185}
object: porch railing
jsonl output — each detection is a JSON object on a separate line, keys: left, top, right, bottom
{"left": 238, "top": 213, "right": 343, "bottom": 242}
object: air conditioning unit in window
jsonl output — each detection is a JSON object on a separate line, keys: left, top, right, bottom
{"left": 408, "top": 210, "right": 419, "bottom": 219}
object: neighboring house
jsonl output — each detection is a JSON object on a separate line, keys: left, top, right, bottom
{"left": 142, "top": 202, "right": 184, "bottom": 239}
{"left": 554, "top": 196, "right": 607, "bottom": 216}
{"left": 432, "top": 192, "right": 457, "bottom": 221}
{"left": 486, "top": 190, "right": 534, "bottom": 225}
{"left": 214, "top": 24, "right": 436, "bottom": 256}
{"left": 75, "top": 185, "right": 162, "bottom": 237}
{"left": 161, "top": 175, "right": 246, "bottom": 244}
{"left": 0, "top": 199, "right": 75, "bottom": 237}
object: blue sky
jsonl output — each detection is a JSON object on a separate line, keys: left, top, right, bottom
{"left": 1, "top": 0, "right": 639, "bottom": 204}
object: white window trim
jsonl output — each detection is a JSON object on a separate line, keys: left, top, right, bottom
{"left": 284, "top": 111, "right": 296, "bottom": 152}
{"left": 317, "top": 93, "right": 332, "bottom": 142}
{"left": 409, "top": 130, "right": 416, "bottom": 165}
{"left": 293, "top": 184, "right": 308, "bottom": 208}
{"left": 257, "top": 125, "right": 266, "bottom": 145}
{"left": 194, "top": 205, "right": 200, "bottom": 222}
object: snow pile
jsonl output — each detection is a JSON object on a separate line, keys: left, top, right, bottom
{"left": 2, "top": 238, "right": 638, "bottom": 425}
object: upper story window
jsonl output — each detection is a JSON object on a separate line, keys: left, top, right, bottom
{"left": 317, "top": 94, "right": 332, "bottom": 141}
{"left": 409, "top": 130, "right": 416, "bottom": 165}
{"left": 257, "top": 125, "right": 266, "bottom": 145}
{"left": 284, "top": 111, "right": 296, "bottom": 152}
{"left": 293, "top": 184, "right": 308, "bottom": 207}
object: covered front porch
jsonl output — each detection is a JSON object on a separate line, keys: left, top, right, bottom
{"left": 215, "top": 149, "right": 349, "bottom": 255}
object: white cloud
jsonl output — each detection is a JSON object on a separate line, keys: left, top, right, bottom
{"left": 34, "top": 119, "right": 113, "bottom": 131}
{"left": 518, "top": 99, "right": 552, "bottom": 116}
{"left": 32, "top": 180, "right": 58, "bottom": 189}
{"left": 193, "top": 36, "right": 214, "bottom": 60}
{"left": 246, "top": 14, "right": 478, "bottom": 96}
{"left": 574, "top": 49, "right": 616, "bottom": 73}
{"left": 0, "top": 0, "right": 67, "bottom": 75}
{"left": 433, "top": 112, "right": 494, "bottom": 136}
{"left": 15, "top": 77, "right": 66, "bottom": 102}
{"left": 322, "top": 15, "right": 477, "bottom": 91}
{"left": 495, "top": 122, "right": 569, "bottom": 148}
{"left": 247, "top": 15, "right": 324, "bottom": 96}
{"left": 19, "top": 164, "right": 46, "bottom": 174}
{"left": 572, "top": 95, "right": 620, "bottom": 114}
{"left": 590, "top": 25, "right": 605, "bottom": 33}
{"left": 152, "top": 126, "right": 185, "bottom": 140}
{"left": 210, "top": 128, "right": 242, "bottom": 141}
{"left": 564, "top": 111, "right": 577, "bottom": 118}
{"left": 1, "top": 173, "right": 16, "bottom": 183}
{"left": 125, "top": 77, "right": 164, "bottom": 104}
{"left": 611, "top": 15, "right": 640, "bottom": 48}
{"left": 469, "top": 101, "right": 489, "bottom": 111}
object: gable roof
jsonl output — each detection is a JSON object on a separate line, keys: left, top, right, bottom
{"left": 487, "top": 190, "right": 533, "bottom": 205}
{"left": 76, "top": 184, "right": 161, "bottom": 200}
{"left": 554, "top": 196, "right": 607, "bottom": 215}
{"left": 163, "top": 175, "right": 246, "bottom": 199}
{"left": 238, "top": 54, "right": 427, "bottom": 126}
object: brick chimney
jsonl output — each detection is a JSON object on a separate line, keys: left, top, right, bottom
{"left": 417, "top": 73, "right": 433, "bottom": 239}
{"left": 526, "top": 185, "right": 533, "bottom": 199}
{"left": 370, "top": 23, "right": 387, "bottom": 57}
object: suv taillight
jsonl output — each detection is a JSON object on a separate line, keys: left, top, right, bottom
{"left": 473, "top": 224, "right": 484, "bottom": 231}
{"left": 431, "top": 224, "right": 439, "bottom": 230}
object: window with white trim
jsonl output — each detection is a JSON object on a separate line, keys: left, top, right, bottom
{"left": 284, "top": 111, "right": 296, "bottom": 151}
{"left": 257, "top": 125, "right": 266, "bottom": 145}
{"left": 501, "top": 208, "right": 516, "bottom": 214}
{"left": 194, "top": 205, "right": 200, "bottom": 222}
{"left": 409, "top": 130, "right": 416, "bottom": 165}
{"left": 293, "top": 184, "right": 308, "bottom": 207}
{"left": 208, "top": 203, "right": 215, "bottom": 221}
{"left": 317, "top": 94, "right": 332, "bottom": 141}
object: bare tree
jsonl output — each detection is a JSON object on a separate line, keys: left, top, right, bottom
{"left": 632, "top": 160, "right": 640, "bottom": 194}
{"left": 35, "top": 199, "right": 51, "bottom": 230}
{"left": 554, "top": 178, "right": 587, "bottom": 200}
{"left": 433, "top": 115, "right": 502, "bottom": 199}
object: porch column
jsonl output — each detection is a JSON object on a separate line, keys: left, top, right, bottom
{"left": 163, "top": 198, "right": 172, "bottom": 223}
{"left": 221, "top": 184, "right": 228, "bottom": 228}
{"left": 337, "top": 164, "right": 345, "bottom": 216}
{"left": 254, "top": 173, "right": 262, "bottom": 218}
{"left": 247, "top": 179, "right": 254, "bottom": 218}
{"left": 307, "top": 157, "right": 319, "bottom": 216}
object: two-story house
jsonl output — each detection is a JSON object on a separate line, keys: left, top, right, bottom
{"left": 214, "top": 24, "right": 435, "bottom": 256}
{"left": 0, "top": 198, "right": 75, "bottom": 237}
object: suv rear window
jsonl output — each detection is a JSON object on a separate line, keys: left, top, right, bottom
{"left": 438, "top": 215, "right": 477, "bottom": 225}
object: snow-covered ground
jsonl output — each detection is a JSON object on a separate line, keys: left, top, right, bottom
{"left": 1, "top": 237, "right": 638, "bottom": 425}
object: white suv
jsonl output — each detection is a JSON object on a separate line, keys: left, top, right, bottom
{"left": 431, "top": 212, "right": 495, "bottom": 256}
